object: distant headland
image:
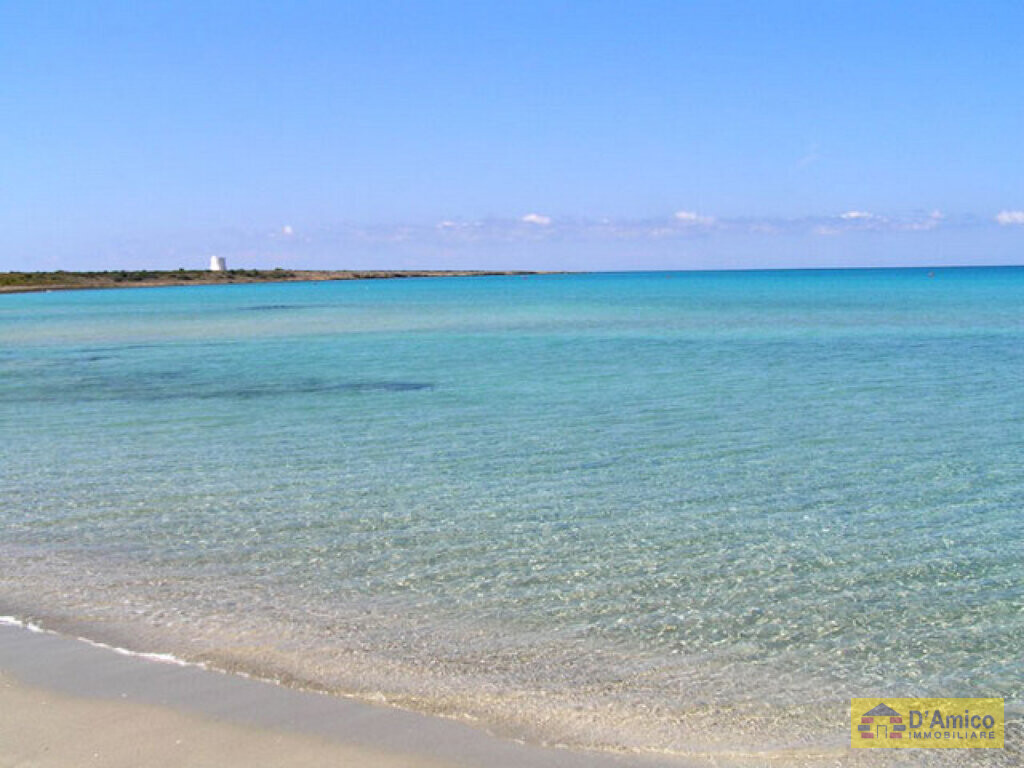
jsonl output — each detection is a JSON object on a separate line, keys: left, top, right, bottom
{"left": 0, "top": 269, "right": 543, "bottom": 294}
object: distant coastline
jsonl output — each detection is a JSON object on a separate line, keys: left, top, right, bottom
{"left": 0, "top": 269, "right": 543, "bottom": 294}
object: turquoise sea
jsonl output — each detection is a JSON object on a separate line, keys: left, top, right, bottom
{"left": 1, "top": 269, "right": 1021, "bottom": 765}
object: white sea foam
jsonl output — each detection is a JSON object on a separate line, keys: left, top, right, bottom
{"left": 74, "top": 636, "right": 199, "bottom": 668}
{"left": 1, "top": 614, "right": 199, "bottom": 669}
{"left": 0, "top": 615, "right": 48, "bottom": 634}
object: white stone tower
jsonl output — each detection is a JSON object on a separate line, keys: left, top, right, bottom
{"left": 209, "top": 255, "right": 226, "bottom": 271}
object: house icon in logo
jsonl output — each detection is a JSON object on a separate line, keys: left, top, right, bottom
{"left": 858, "top": 703, "right": 906, "bottom": 740}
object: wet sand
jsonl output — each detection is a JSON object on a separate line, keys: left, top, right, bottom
{"left": 0, "top": 621, "right": 679, "bottom": 768}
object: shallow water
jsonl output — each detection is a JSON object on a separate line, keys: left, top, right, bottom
{"left": 1, "top": 270, "right": 1021, "bottom": 764}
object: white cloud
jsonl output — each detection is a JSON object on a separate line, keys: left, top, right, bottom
{"left": 674, "top": 210, "right": 715, "bottom": 225}
{"left": 996, "top": 210, "right": 1024, "bottom": 225}
{"left": 900, "top": 210, "right": 944, "bottom": 231}
{"left": 246, "top": 208, "right": 981, "bottom": 252}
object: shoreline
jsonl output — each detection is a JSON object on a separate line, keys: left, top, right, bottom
{"left": 0, "top": 556, "right": 857, "bottom": 768}
{"left": 0, "top": 269, "right": 547, "bottom": 295}
{"left": 4, "top": 269, "right": 1020, "bottom": 768}
{"left": 0, "top": 617, "right": 683, "bottom": 768}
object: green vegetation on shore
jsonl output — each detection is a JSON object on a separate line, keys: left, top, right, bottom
{"left": 0, "top": 268, "right": 536, "bottom": 294}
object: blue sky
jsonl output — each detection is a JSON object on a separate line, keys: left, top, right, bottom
{"left": 2, "top": 1, "right": 1023, "bottom": 271}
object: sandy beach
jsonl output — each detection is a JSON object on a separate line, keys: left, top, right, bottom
{"left": 0, "top": 673, "right": 451, "bottom": 768}
{"left": 0, "top": 621, "right": 677, "bottom": 768}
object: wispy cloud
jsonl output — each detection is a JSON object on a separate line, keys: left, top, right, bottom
{"left": 900, "top": 210, "right": 944, "bottom": 231}
{"left": 416, "top": 210, "right": 992, "bottom": 243}
{"left": 814, "top": 210, "right": 947, "bottom": 235}
{"left": 119, "top": 208, "right": 1019, "bottom": 270}
{"left": 796, "top": 143, "right": 820, "bottom": 168}
{"left": 230, "top": 209, "right": 1017, "bottom": 260}
{"left": 996, "top": 210, "right": 1024, "bottom": 225}
{"left": 673, "top": 210, "right": 716, "bottom": 226}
